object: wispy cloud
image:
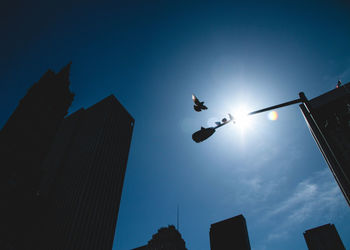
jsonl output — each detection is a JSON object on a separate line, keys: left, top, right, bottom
{"left": 267, "top": 180, "right": 318, "bottom": 218}
{"left": 220, "top": 143, "right": 303, "bottom": 210}
{"left": 238, "top": 175, "right": 287, "bottom": 205}
{"left": 269, "top": 170, "right": 343, "bottom": 219}
{"left": 267, "top": 231, "right": 288, "bottom": 241}
{"left": 263, "top": 169, "right": 346, "bottom": 242}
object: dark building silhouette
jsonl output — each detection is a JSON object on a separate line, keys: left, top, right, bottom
{"left": 0, "top": 64, "right": 74, "bottom": 249}
{"left": 37, "top": 95, "right": 134, "bottom": 250}
{"left": 133, "top": 225, "right": 187, "bottom": 250}
{"left": 303, "top": 223, "right": 345, "bottom": 250}
{"left": 0, "top": 64, "right": 134, "bottom": 250}
{"left": 300, "top": 82, "right": 350, "bottom": 206}
{"left": 210, "top": 214, "right": 251, "bottom": 250}
{"left": 132, "top": 246, "right": 148, "bottom": 250}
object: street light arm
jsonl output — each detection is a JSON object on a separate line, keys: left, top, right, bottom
{"left": 213, "top": 98, "right": 303, "bottom": 130}
{"left": 193, "top": 94, "right": 305, "bottom": 142}
{"left": 248, "top": 98, "right": 302, "bottom": 116}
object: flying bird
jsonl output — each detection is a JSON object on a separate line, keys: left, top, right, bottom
{"left": 192, "top": 94, "right": 208, "bottom": 112}
{"left": 336, "top": 80, "right": 342, "bottom": 88}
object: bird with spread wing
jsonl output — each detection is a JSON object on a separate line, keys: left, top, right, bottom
{"left": 192, "top": 94, "right": 208, "bottom": 112}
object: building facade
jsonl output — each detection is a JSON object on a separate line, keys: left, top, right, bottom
{"left": 300, "top": 82, "right": 350, "bottom": 206}
{"left": 210, "top": 214, "right": 251, "bottom": 250}
{"left": 37, "top": 95, "right": 134, "bottom": 250}
{"left": 303, "top": 223, "right": 345, "bottom": 250}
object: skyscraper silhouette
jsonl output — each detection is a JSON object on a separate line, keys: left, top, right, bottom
{"left": 0, "top": 64, "right": 74, "bottom": 249}
{"left": 133, "top": 225, "right": 187, "bottom": 250}
{"left": 37, "top": 95, "right": 134, "bottom": 250}
{"left": 303, "top": 223, "right": 345, "bottom": 250}
{"left": 210, "top": 214, "right": 251, "bottom": 250}
{"left": 0, "top": 64, "right": 134, "bottom": 250}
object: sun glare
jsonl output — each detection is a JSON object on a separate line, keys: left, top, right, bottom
{"left": 268, "top": 111, "right": 278, "bottom": 121}
{"left": 232, "top": 106, "right": 253, "bottom": 131}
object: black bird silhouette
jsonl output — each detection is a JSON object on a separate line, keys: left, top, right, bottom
{"left": 192, "top": 94, "right": 208, "bottom": 112}
{"left": 336, "top": 80, "right": 342, "bottom": 88}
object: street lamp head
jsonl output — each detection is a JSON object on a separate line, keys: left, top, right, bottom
{"left": 192, "top": 127, "right": 216, "bottom": 143}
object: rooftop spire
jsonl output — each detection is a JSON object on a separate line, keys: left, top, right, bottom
{"left": 56, "top": 61, "right": 72, "bottom": 83}
{"left": 177, "top": 204, "right": 179, "bottom": 231}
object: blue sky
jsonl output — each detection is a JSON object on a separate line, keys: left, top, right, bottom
{"left": 1, "top": 0, "right": 350, "bottom": 249}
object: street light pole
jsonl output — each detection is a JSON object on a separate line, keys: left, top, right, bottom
{"left": 192, "top": 88, "right": 350, "bottom": 206}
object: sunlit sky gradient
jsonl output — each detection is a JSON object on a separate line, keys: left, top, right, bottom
{"left": 1, "top": 1, "right": 350, "bottom": 249}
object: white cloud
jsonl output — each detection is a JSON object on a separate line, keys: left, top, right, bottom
{"left": 239, "top": 176, "right": 287, "bottom": 204}
{"left": 263, "top": 169, "right": 346, "bottom": 242}
{"left": 267, "top": 231, "right": 288, "bottom": 241}
{"left": 268, "top": 180, "right": 318, "bottom": 217}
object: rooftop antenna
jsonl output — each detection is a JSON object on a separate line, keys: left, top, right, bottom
{"left": 177, "top": 204, "right": 180, "bottom": 231}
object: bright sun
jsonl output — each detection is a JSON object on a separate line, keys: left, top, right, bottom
{"left": 232, "top": 106, "right": 253, "bottom": 131}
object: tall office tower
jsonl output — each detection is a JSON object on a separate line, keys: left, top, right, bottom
{"left": 36, "top": 95, "right": 134, "bottom": 250}
{"left": 303, "top": 223, "right": 345, "bottom": 250}
{"left": 300, "top": 82, "right": 350, "bottom": 206}
{"left": 210, "top": 214, "right": 251, "bottom": 250}
{"left": 132, "top": 225, "right": 187, "bottom": 250}
{"left": 0, "top": 64, "right": 74, "bottom": 249}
